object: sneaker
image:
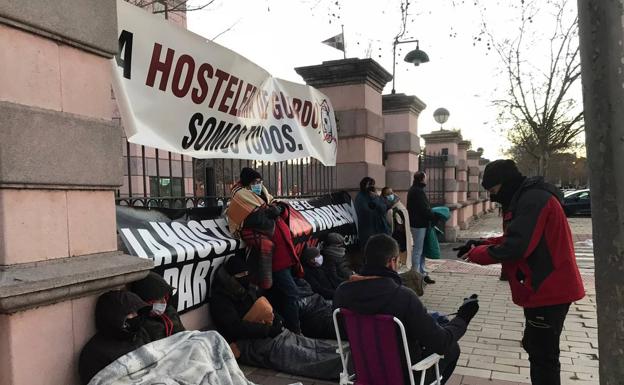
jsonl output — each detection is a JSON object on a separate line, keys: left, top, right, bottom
{"left": 423, "top": 276, "right": 436, "bottom": 284}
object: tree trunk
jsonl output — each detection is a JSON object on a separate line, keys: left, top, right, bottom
{"left": 537, "top": 152, "right": 549, "bottom": 177}
{"left": 578, "top": 1, "right": 624, "bottom": 383}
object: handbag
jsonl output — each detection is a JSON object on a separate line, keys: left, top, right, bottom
{"left": 423, "top": 226, "right": 442, "bottom": 259}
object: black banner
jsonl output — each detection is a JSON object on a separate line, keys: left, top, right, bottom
{"left": 117, "top": 192, "right": 358, "bottom": 313}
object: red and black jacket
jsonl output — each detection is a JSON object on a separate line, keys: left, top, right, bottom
{"left": 467, "top": 177, "right": 585, "bottom": 308}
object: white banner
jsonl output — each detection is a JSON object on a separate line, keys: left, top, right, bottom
{"left": 112, "top": 1, "right": 337, "bottom": 165}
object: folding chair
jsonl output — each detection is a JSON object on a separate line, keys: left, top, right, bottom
{"left": 333, "top": 308, "right": 443, "bottom": 385}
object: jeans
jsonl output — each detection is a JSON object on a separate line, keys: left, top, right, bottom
{"left": 271, "top": 268, "right": 301, "bottom": 334}
{"left": 410, "top": 227, "right": 427, "bottom": 275}
{"left": 522, "top": 303, "right": 571, "bottom": 385}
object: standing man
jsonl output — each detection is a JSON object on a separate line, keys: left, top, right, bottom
{"left": 456, "top": 159, "right": 585, "bottom": 385}
{"left": 407, "top": 171, "right": 436, "bottom": 284}
{"left": 354, "top": 177, "right": 391, "bottom": 251}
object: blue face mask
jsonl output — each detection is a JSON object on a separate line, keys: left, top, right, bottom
{"left": 386, "top": 194, "right": 395, "bottom": 202}
{"left": 251, "top": 184, "right": 262, "bottom": 195}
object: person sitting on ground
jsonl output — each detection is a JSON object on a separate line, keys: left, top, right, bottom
{"left": 333, "top": 234, "right": 479, "bottom": 385}
{"left": 293, "top": 276, "right": 338, "bottom": 340}
{"left": 226, "top": 167, "right": 304, "bottom": 334}
{"left": 79, "top": 290, "right": 153, "bottom": 385}
{"left": 210, "top": 255, "right": 344, "bottom": 381}
{"left": 321, "top": 232, "right": 352, "bottom": 282}
{"left": 129, "top": 271, "right": 185, "bottom": 341}
{"left": 301, "top": 246, "right": 339, "bottom": 300}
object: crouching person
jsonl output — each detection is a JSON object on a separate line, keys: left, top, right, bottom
{"left": 78, "top": 290, "right": 153, "bottom": 385}
{"left": 333, "top": 234, "right": 479, "bottom": 385}
{"left": 129, "top": 271, "right": 185, "bottom": 340}
{"left": 210, "top": 255, "right": 344, "bottom": 381}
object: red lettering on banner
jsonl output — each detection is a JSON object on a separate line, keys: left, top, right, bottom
{"left": 191, "top": 63, "right": 214, "bottom": 104}
{"left": 208, "top": 69, "right": 230, "bottom": 109}
{"left": 172, "top": 54, "right": 195, "bottom": 98}
{"left": 219, "top": 75, "right": 239, "bottom": 113}
{"left": 145, "top": 43, "right": 175, "bottom": 91}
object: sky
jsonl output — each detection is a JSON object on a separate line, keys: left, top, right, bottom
{"left": 187, "top": 0, "right": 580, "bottom": 159}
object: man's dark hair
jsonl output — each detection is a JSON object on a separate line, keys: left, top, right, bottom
{"left": 413, "top": 171, "right": 426, "bottom": 184}
{"left": 364, "top": 234, "right": 400, "bottom": 267}
{"left": 359, "top": 177, "right": 375, "bottom": 192}
{"left": 381, "top": 186, "right": 392, "bottom": 196}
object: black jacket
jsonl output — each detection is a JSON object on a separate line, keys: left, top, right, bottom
{"left": 333, "top": 274, "right": 466, "bottom": 363}
{"left": 129, "top": 272, "right": 185, "bottom": 341}
{"left": 78, "top": 291, "right": 153, "bottom": 385}
{"left": 407, "top": 183, "right": 435, "bottom": 228}
{"left": 303, "top": 263, "right": 339, "bottom": 300}
{"left": 209, "top": 265, "right": 279, "bottom": 343}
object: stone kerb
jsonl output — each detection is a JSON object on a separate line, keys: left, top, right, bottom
{"left": 296, "top": 58, "right": 392, "bottom": 192}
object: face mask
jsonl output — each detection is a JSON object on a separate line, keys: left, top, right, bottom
{"left": 314, "top": 254, "right": 324, "bottom": 266}
{"left": 251, "top": 184, "right": 262, "bottom": 195}
{"left": 152, "top": 302, "right": 167, "bottom": 315}
{"left": 386, "top": 194, "right": 395, "bottom": 202}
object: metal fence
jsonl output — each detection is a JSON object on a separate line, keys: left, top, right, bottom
{"left": 418, "top": 152, "right": 447, "bottom": 206}
{"left": 116, "top": 142, "right": 337, "bottom": 208}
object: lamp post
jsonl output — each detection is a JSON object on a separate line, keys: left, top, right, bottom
{"left": 391, "top": 38, "right": 429, "bottom": 94}
{"left": 433, "top": 107, "right": 450, "bottom": 129}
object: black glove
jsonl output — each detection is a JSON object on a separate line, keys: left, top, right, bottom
{"left": 266, "top": 205, "right": 283, "bottom": 219}
{"left": 452, "top": 240, "right": 484, "bottom": 258}
{"left": 456, "top": 294, "right": 479, "bottom": 324}
{"left": 268, "top": 317, "right": 284, "bottom": 337}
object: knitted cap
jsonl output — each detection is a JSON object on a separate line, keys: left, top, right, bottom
{"left": 481, "top": 159, "right": 522, "bottom": 190}
{"left": 240, "top": 167, "right": 262, "bottom": 186}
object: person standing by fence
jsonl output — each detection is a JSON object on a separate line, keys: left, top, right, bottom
{"left": 407, "top": 171, "right": 436, "bottom": 284}
{"left": 354, "top": 177, "right": 391, "bottom": 251}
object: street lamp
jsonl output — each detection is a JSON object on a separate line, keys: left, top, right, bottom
{"left": 391, "top": 38, "right": 429, "bottom": 94}
{"left": 433, "top": 107, "right": 450, "bottom": 129}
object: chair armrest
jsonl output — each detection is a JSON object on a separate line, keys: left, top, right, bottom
{"left": 411, "top": 353, "right": 443, "bottom": 371}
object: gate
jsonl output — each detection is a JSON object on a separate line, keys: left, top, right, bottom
{"left": 418, "top": 153, "right": 447, "bottom": 206}
{"left": 115, "top": 141, "right": 337, "bottom": 208}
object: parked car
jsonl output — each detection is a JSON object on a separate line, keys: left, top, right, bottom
{"left": 562, "top": 189, "right": 591, "bottom": 216}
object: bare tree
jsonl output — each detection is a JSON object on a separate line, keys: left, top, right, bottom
{"left": 126, "top": 0, "right": 216, "bottom": 16}
{"left": 488, "top": 0, "right": 583, "bottom": 176}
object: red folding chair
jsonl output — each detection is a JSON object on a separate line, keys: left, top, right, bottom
{"left": 333, "top": 308, "right": 443, "bottom": 385}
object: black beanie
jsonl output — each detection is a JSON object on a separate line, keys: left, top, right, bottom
{"left": 481, "top": 159, "right": 522, "bottom": 189}
{"left": 225, "top": 255, "right": 249, "bottom": 275}
{"left": 240, "top": 167, "right": 262, "bottom": 186}
{"left": 325, "top": 233, "right": 345, "bottom": 246}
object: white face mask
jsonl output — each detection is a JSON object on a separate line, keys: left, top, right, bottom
{"left": 314, "top": 254, "right": 324, "bottom": 266}
{"left": 152, "top": 302, "right": 167, "bottom": 315}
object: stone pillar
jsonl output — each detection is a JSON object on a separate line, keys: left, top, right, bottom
{"left": 421, "top": 130, "right": 462, "bottom": 241}
{"left": 295, "top": 59, "right": 392, "bottom": 193}
{"left": 577, "top": 1, "right": 624, "bottom": 381}
{"left": 0, "top": 2, "right": 152, "bottom": 385}
{"left": 381, "top": 93, "right": 426, "bottom": 201}
{"left": 467, "top": 150, "right": 482, "bottom": 216}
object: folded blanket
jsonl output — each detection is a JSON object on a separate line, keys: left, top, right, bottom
{"left": 227, "top": 183, "right": 273, "bottom": 236}
{"left": 88, "top": 331, "right": 256, "bottom": 385}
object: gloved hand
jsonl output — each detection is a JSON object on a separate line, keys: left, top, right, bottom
{"left": 457, "top": 294, "right": 479, "bottom": 324}
{"left": 268, "top": 317, "right": 284, "bottom": 337}
{"left": 452, "top": 240, "right": 484, "bottom": 258}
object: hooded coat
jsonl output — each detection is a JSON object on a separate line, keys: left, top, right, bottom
{"left": 333, "top": 269, "right": 467, "bottom": 363}
{"left": 467, "top": 177, "right": 585, "bottom": 308}
{"left": 129, "top": 272, "right": 185, "bottom": 341}
{"left": 78, "top": 290, "right": 153, "bottom": 385}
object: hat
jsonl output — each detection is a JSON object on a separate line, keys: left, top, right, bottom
{"left": 301, "top": 246, "right": 321, "bottom": 262}
{"left": 481, "top": 159, "right": 522, "bottom": 190}
{"left": 325, "top": 233, "right": 345, "bottom": 246}
{"left": 225, "top": 255, "right": 249, "bottom": 275}
{"left": 240, "top": 167, "right": 262, "bottom": 186}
